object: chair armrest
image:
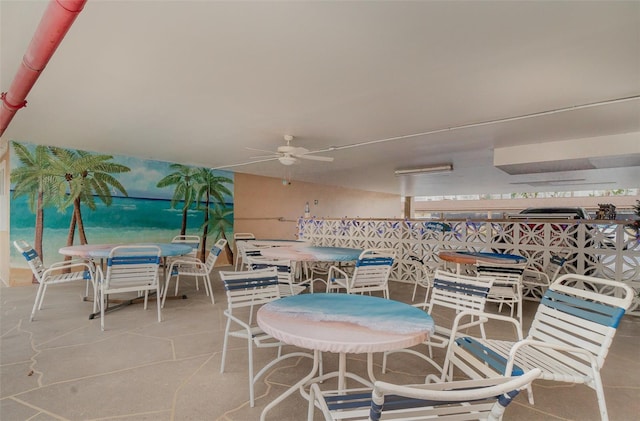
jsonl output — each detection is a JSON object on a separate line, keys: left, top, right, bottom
{"left": 507, "top": 338, "right": 600, "bottom": 367}
{"left": 48, "top": 259, "right": 92, "bottom": 269}
{"left": 42, "top": 261, "right": 95, "bottom": 279}
{"left": 327, "top": 266, "right": 349, "bottom": 282}
{"left": 223, "top": 309, "right": 254, "bottom": 332}
{"left": 522, "top": 268, "right": 550, "bottom": 284}
{"left": 169, "top": 258, "right": 205, "bottom": 272}
{"left": 449, "top": 310, "right": 524, "bottom": 342}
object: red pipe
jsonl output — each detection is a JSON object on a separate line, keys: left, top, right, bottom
{"left": 0, "top": 0, "right": 87, "bottom": 137}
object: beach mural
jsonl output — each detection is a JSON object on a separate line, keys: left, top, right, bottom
{"left": 9, "top": 141, "right": 234, "bottom": 269}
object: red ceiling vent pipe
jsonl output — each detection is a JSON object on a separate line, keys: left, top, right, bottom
{"left": 0, "top": 0, "right": 87, "bottom": 137}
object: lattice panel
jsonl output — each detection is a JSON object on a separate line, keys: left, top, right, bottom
{"left": 298, "top": 218, "right": 640, "bottom": 315}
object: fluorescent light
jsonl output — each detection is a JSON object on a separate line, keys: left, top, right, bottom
{"left": 394, "top": 164, "right": 453, "bottom": 176}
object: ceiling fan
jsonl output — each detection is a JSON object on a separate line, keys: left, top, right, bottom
{"left": 247, "top": 135, "right": 334, "bottom": 166}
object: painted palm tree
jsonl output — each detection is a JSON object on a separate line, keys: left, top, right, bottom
{"left": 48, "top": 147, "right": 130, "bottom": 247}
{"left": 10, "top": 143, "right": 58, "bottom": 278}
{"left": 156, "top": 164, "right": 199, "bottom": 235}
{"left": 194, "top": 168, "right": 232, "bottom": 261}
{"left": 202, "top": 203, "right": 234, "bottom": 263}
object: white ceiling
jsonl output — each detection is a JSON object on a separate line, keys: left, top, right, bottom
{"left": 2, "top": 1, "right": 639, "bottom": 197}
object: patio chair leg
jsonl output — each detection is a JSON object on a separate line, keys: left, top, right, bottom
{"left": 205, "top": 274, "right": 214, "bottom": 305}
{"left": 30, "top": 282, "right": 46, "bottom": 321}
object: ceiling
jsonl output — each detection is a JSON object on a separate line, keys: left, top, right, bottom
{"left": 2, "top": 1, "right": 639, "bottom": 197}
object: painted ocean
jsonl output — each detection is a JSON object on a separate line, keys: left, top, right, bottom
{"left": 10, "top": 195, "right": 233, "bottom": 267}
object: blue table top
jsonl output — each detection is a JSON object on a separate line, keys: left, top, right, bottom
{"left": 260, "top": 246, "right": 363, "bottom": 262}
{"left": 59, "top": 243, "right": 194, "bottom": 258}
{"left": 258, "top": 293, "right": 434, "bottom": 353}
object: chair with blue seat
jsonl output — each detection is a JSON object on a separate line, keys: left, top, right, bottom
{"left": 475, "top": 263, "right": 526, "bottom": 323}
{"left": 163, "top": 238, "right": 227, "bottom": 306}
{"left": 308, "top": 368, "right": 541, "bottom": 421}
{"left": 14, "top": 240, "right": 98, "bottom": 322}
{"left": 382, "top": 269, "right": 493, "bottom": 377}
{"left": 218, "top": 267, "right": 313, "bottom": 407}
{"left": 440, "top": 273, "right": 634, "bottom": 421}
{"left": 326, "top": 248, "right": 396, "bottom": 298}
{"left": 246, "top": 255, "right": 307, "bottom": 296}
{"left": 521, "top": 249, "right": 570, "bottom": 301}
{"left": 97, "top": 245, "right": 162, "bottom": 331}
{"left": 233, "top": 232, "right": 256, "bottom": 270}
{"left": 170, "top": 234, "right": 200, "bottom": 258}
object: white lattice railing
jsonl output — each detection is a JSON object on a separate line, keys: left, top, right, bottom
{"left": 298, "top": 217, "right": 640, "bottom": 314}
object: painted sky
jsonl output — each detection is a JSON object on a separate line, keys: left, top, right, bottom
{"left": 10, "top": 142, "right": 234, "bottom": 201}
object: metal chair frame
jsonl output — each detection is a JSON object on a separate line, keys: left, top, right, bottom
{"left": 326, "top": 248, "right": 396, "bottom": 298}
{"left": 163, "top": 238, "right": 227, "bottom": 306}
{"left": 218, "top": 268, "right": 312, "bottom": 407}
{"left": 14, "top": 240, "right": 97, "bottom": 322}
{"left": 441, "top": 274, "right": 634, "bottom": 421}
{"left": 308, "top": 368, "right": 541, "bottom": 421}
{"left": 98, "top": 245, "right": 162, "bottom": 331}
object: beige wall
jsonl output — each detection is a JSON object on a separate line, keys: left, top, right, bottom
{"left": 233, "top": 173, "right": 401, "bottom": 240}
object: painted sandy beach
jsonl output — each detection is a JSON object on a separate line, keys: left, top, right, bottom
{"left": 257, "top": 294, "right": 434, "bottom": 353}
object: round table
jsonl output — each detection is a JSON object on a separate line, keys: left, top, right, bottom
{"left": 439, "top": 251, "right": 527, "bottom": 273}
{"left": 259, "top": 245, "right": 363, "bottom": 262}
{"left": 59, "top": 243, "right": 194, "bottom": 319}
{"left": 59, "top": 242, "right": 194, "bottom": 259}
{"left": 257, "top": 293, "right": 434, "bottom": 420}
{"left": 246, "top": 239, "right": 312, "bottom": 248}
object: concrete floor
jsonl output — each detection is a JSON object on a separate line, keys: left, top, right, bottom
{"left": 1, "top": 267, "right": 639, "bottom": 421}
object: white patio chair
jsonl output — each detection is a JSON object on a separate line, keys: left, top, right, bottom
{"left": 399, "top": 256, "right": 440, "bottom": 303}
{"left": 476, "top": 263, "right": 526, "bottom": 323}
{"left": 247, "top": 255, "right": 307, "bottom": 296}
{"left": 97, "top": 245, "right": 162, "bottom": 331}
{"left": 441, "top": 274, "right": 634, "bottom": 421}
{"left": 14, "top": 240, "right": 98, "bottom": 322}
{"left": 521, "top": 249, "right": 569, "bottom": 301}
{"left": 170, "top": 234, "right": 200, "bottom": 258}
{"left": 218, "top": 268, "right": 312, "bottom": 407}
{"left": 308, "top": 368, "right": 541, "bottom": 421}
{"left": 233, "top": 232, "right": 256, "bottom": 270}
{"left": 382, "top": 270, "right": 493, "bottom": 377}
{"left": 162, "top": 238, "right": 227, "bottom": 307}
{"left": 326, "top": 248, "right": 396, "bottom": 298}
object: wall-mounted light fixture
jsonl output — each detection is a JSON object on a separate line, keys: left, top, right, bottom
{"left": 394, "top": 163, "right": 453, "bottom": 176}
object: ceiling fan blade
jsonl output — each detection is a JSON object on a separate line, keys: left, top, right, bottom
{"left": 295, "top": 154, "right": 334, "bottom": 162}
{"left": 250, "top": 153, "right": 279, "bottom": 159}
{"left": 245, "top": 146, "right": 278, "bottom": 155}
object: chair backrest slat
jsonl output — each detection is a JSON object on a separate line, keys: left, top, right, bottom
{"left": 14, "top": 241, "right": 46, "bottom": 281}
{"left": 219, "top": 267, "right": 281, "bottom": 310}
{"left": 348, "top": 249, "right": 395, "bottom": 291}
{"left": 429, "top": 270, "right": 493, "bottom": 313}
{"left": 204, "top": 238, "right": 227, "bottom": 271}
{"left": 103, "top": 245, "right": 161, "bottom": 291}
{"left": 529, "top": 274, "right": 633, "bottom": 368}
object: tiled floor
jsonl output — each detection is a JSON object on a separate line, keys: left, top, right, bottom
{"left": 1, "top": 267, "right": 639, "bottom": 420}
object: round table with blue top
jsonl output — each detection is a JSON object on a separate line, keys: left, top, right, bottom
{"left": 59, "top": 242, "right": 194, "bottom": 259}
{"left": 257, "top": 293, "right": 434, "bottom": 420}
{"left": 59, "top": 242, "right": 194, "bottom": 319}
{"left": 259, "top": 245, "right": 363, "bottom": 262}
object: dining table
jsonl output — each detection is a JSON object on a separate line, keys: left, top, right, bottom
{"left": 257, "top": 293, "right": 434, "bottom": 420}
{"left": 438, "top": 250, "right": 527, "bottom": 274}
{"left": 259, "top": 245, "right": 364, "bottom": 292}
{"left": 246, "top": 239, "right": 312, "bottom": 248}
{"left": 59, "top": 242, "right": 194, "bottom": 319}
{"left": 259, "top": 245, "right": 363, "bottom": 262}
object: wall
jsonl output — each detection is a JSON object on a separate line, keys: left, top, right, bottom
{"left": 233, "top": 172, "right": 401, "bottom": 240}
{"left": 0, "top": 144, "right": 9, "bottom": 286}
